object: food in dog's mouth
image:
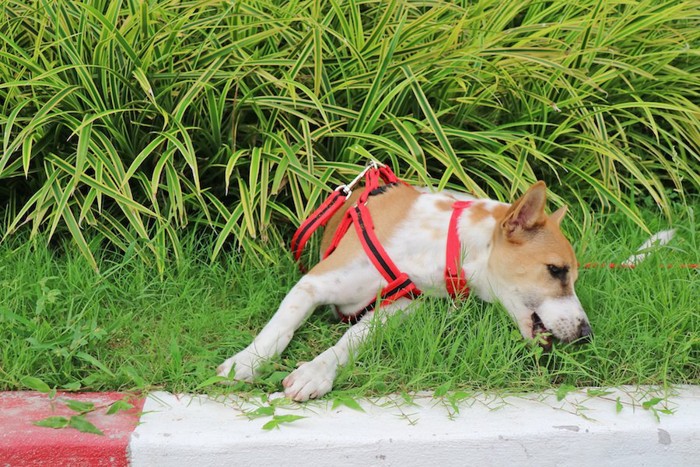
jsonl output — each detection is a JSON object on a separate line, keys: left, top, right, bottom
{"left": 532, "top": 312, "right": 553, "bottom": 350}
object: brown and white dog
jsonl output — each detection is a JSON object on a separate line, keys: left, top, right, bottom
{"left": 218, "top": 181, "right": 591, "bottom": 401}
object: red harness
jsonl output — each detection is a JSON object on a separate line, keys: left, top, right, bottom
{"left": 291, "top": 163, "right": 471, "bottom": 323}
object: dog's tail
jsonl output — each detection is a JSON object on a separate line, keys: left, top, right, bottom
{"left": 622, "top": 229, "right": 676, "bottom": 267}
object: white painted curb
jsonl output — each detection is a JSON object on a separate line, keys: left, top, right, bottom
{"left": 129, "top": 386, "right": 700, "bottom": 466}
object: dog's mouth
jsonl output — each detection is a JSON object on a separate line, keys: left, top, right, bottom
{"left": 532, "top": 313, "right": 553, "bottom": 350}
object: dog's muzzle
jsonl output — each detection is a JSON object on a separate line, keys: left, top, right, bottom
{"left": 532, "top": 312, "right": 593, "bottom": 349}
{"left": 573, "top": 321, "right": 593, "bottom": 344}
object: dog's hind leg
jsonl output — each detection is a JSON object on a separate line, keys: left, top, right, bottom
{"left": 282, "top": 298, "right": 414, "bottom": 401}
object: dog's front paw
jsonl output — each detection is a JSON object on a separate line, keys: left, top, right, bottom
{"left": 217, "top": 348, "right": 264, "bottom": 382}
{"left": 282, "top": 357, "right": 337, "bottom": 402}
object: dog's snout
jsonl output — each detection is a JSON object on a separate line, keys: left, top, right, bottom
{"left": 575, "top": 321, "right": 593, "bottom": 344}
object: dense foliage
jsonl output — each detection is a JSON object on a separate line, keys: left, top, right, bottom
{"left": 1, "top": 0, "right": 698, "bottom": 269}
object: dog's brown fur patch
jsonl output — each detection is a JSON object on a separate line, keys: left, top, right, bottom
{"left": 310, "top": 184, "right": 421, "bottom": 275}
{"left": 468, "top": 203, "right": 509, "bottom": 224}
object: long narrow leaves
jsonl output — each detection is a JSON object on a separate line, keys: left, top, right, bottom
{"left": 0, "top": 0, "right": 698, "bottom": 267}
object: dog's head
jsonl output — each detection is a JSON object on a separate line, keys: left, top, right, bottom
{"left": 489, "top": 182, "right": 591, "bottom": 348}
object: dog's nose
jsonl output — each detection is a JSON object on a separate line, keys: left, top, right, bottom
{"left": 575, "top": 321, "right": 593, "bottom": 344}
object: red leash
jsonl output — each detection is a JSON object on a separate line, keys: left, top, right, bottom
{"left": 583, "top": 263, "right": 697, "bottom": 269}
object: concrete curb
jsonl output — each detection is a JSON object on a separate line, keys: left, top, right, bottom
{"left": 2, "top": 387, "right": 699, "bottom": 466}
{"left": 131, "top": 386, "right": 699, "bottom": 466}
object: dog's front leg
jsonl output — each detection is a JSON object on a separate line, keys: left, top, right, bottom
{"left": 282, "top": 298, "right": 413, "bottom": 402}
{"left": 217, "top": 276, "right": 324, "bottom": 382}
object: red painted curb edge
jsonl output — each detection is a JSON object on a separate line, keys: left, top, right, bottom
{"left": 0, "top": 391, "right": 145, "bottom": 467}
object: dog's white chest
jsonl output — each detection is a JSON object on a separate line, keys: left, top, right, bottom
{"left": 381, "top": 194, "right": 493, "bottom": 297}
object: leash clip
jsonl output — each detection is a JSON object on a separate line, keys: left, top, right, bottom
{"left": 335, "top": 160, "right": 384, "bottom": 197}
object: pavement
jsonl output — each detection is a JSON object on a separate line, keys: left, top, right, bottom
{"left": 1, "top": 386, "right": 699, "bottom": 466}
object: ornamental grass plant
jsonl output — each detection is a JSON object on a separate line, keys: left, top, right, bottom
{"left": 1, "top": 0, "right": 698, "bottom": 268}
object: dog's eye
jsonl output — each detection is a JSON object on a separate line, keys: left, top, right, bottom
{"left": 547, "top": 264, "right": 568, "bottom": 280}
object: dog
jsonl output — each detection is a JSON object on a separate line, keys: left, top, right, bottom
{"left": 217, "top": 179, "right": 591, "bottom": 401}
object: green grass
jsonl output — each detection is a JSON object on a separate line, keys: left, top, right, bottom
{"left": 0, "top": 0, "right": 698, "bottom": 398}
{"left": 2, "top": 201, "right": 697, "bottom": 396}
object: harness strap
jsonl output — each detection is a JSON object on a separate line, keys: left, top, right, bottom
{"left": 291, "top": 189, "right": 348, "bottom": 268}
{"left": 351, "top": 204, "right": 402, "bottom": 283}
{"left": 323, "top": 165, "right": 400, "bottom": 259}
{"left": 323, "top": 210, "right": 353, "bottom": 259}
{"left": 291, "top": 163, "right": 470, "bottom": 325}
{"left": 339, "top": 273, "right": 420, "bottom": 324}
{"left": 337, "top": 203, "right": 421, "bottom": 323}
{"left": 445, "top": 201, "right": 473, "bottom": 297}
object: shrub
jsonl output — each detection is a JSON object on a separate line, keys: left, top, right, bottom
{"left": 1, "top": 0, "right": 698, "bottom": 269}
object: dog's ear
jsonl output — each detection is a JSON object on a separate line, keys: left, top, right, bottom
{"left": 502, "top": 181, "right": 547, "bottom": 239}
{"left": 550, "top": 205, "right": 568, "bottom": 226}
